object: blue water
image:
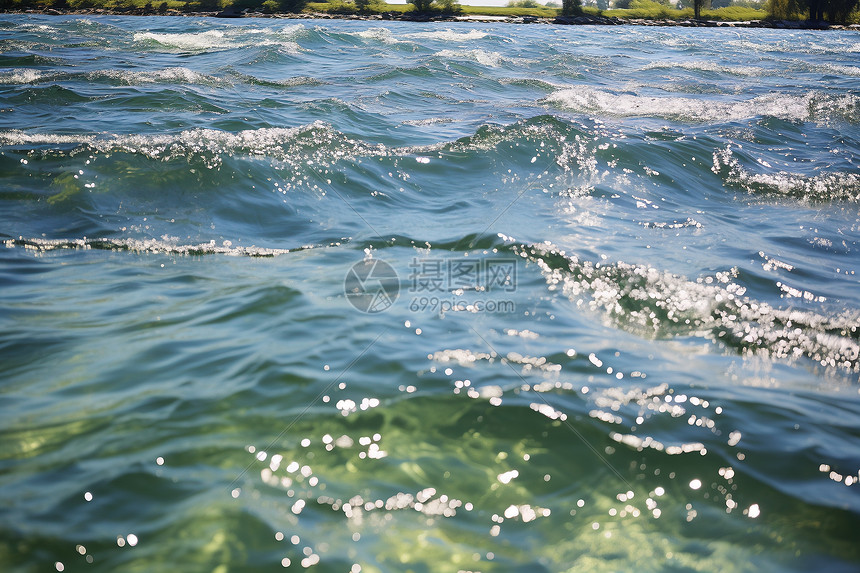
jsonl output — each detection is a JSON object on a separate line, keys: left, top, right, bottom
{"left": 1, "top": 14, "right": 859, "bottom": 572}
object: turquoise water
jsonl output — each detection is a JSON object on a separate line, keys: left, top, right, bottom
{"left": 1, "top": 14, "right": 859, "bottom": 572}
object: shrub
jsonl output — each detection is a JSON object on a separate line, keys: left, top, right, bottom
{"left": 435, "top": 0, "right": 461, "bottom": 12}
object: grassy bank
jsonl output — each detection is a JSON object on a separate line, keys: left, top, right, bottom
{"left": 596, "top": 4, "right": 768, "bottom": 21}
{"left": 304, "top": 2, "right": 767, "bottom": 21}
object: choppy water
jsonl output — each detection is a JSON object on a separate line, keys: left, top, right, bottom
{"left": 1, "top": 14, "right": 859, "bottom": 572}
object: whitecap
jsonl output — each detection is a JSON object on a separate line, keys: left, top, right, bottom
{"left": 0, "top": 67, "right": 226, "bottom": 87}
{"left": 545, "top": 86, "right": 859, "bottom": 124}
{"left": 353, "top": 28, "right": 401, "bottom": 45}
{"left": 134, "top": 30, "right": 236, "bottom": 52}
{"left": 93, "top": 67, "right": 225, "bottom": 86}
{"left": 6, "top": 236, "right": 293, "bottom": 257}
{"left": 0, "top": 121, "right": 386, "bottom": 169}
{"left": 511, "top": 239, "right": 860, "bottom": 374}
{"left": 641, "top": 60, "right": 765, "bottom": 77}
{"left": 712, "top": 146, "right": 860, "bottom": 203}
{"left": 807, "top": 62, "right": 860, "bottom": 77}
{"left": 434, "top": 49, "right": 506, "bottom": 68}
{"left": 0, "top": 69, "right": 42, "bottom": 84}
{"left": 404, "top": 29, "right": 488, "bottom": 42}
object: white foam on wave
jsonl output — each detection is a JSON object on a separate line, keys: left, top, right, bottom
{"left": 0, "top": 69, "right": 42, "bottom": 84}
{"left": 641, "top": 60, "right": 765, "bottom": 77}
{"left": 6, "top": 236, "right": 293, "bottom": 257}
{"left": 252, "top": 23, "right": 306, "bottom": 39}
{"left": 0, "top": 67, "right": 225, "bottom": 86}
{"left": 133, "top": 28, "right": 302, "bottom": 54}
{"left": 546, "top": 86, "right": 858, "bottom": 123}
{"left": 0, "top": 121, "right": 386, "bottom": 169}
{"left": 712, "top": 146, "right": 860, "bottom": 203}
{"left": 134, "top": 30, "right": 235, "bottom": 51}
{"left": 111, "top": 67, "right": 224, "bottom": 85}
{"left": 805, "top": 61, "right": 860, "bottom": 77}
{"left": 404, "top": 29, "right": 488, "bottom": 42}
{"left": 510, "top": 238, "right": 860, "bottom": 374}
{"left": 353, "top": 28, "right": 401, "bottom": 45}
{"left": 0, "top": 131, "right": 95, "bottom": 146}
{"left": 725, "top": 38, "right": 839, "bottom": 56}
{"left": 434, "top": 49, "right": 510, "bottom": 68}
{"left": 18, "top": 23, "right": 59, "bottom": 33}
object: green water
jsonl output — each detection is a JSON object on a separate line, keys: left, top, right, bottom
{"left": 1, "top": 14, "right": 859, "bottom": 573}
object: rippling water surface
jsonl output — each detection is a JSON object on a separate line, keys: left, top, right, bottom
{"left": 1, "top": 14, "right": 859, "bottom": 572}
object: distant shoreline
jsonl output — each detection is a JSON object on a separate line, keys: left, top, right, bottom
{"left": 4, "top": 8, "right": 859, "bottom": 30}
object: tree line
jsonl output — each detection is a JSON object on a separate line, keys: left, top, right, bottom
{"left": 1, "top": 0, "right": 857, "bottom": 23}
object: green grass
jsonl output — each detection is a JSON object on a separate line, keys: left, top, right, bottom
{"left": 306, "top": 0, "right": 412, "bottom": 13}
{"left": 459, "top": 5, "right": 561, "bottom": 17}
{"left": 601, "top": 4, "right": 768, "bottom": 20}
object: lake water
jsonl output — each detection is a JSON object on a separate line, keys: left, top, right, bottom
{"left": 1, "top": 14, "right": 859, "bottom": 572}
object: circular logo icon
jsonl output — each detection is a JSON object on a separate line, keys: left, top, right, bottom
{"left": 344, "top": 259, "right": 400, "bottom": 313}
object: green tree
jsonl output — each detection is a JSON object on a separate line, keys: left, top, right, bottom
{"left": 435, "top": 0, "right": 461, "bottom": 11}
{"left": 411, "top": 0, "right": 433, "bottom": 10}
{"left": 562, "top": 0, "right": 582, "bottom": 14}
{"left": 767, "top": 0, "right": 804, "bottom": 17}
{"left": 815, "top": 0, "right": 859, "bottom": 20}
{"left": 807, "top": 0, "right": 823, "bottom": 18}
{"left": 768, "top": 0, "right": 858, "bottom": 21}
{"left": 825, "top": 0, "right": 859, "bottom": 20}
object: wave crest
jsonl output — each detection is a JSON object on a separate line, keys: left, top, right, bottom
{"left": 510, "top": 238, "right": 859, "bottom": 374}
{"left": 546, "top": 87, "right": 859, "bottom": 124}
{"left": 713, "top": 146, "right": 860, "bottom": 203}
{"left": 5, "top": 236, "right": 296, "bottom": 257}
